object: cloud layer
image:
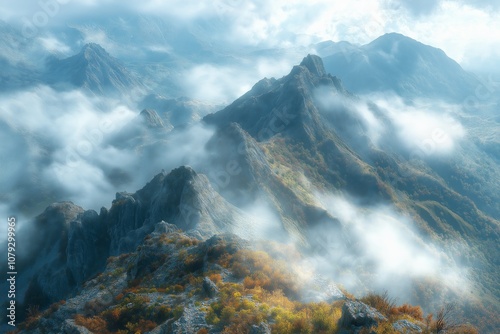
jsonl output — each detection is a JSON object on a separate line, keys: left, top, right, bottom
{"left": 0, "top": 85, "right": 216, "bottom": 231}
{"left": 372, "top": 96, "right": 466, "bottom": 155}
{"left": 314, "top": 88, "right": 467, "bottom": 158}
{"left": 307, "top": 192, "right": 470, "bottom": 305}
{"left": 181, "top": 56, "right": 302, "bottom": 103}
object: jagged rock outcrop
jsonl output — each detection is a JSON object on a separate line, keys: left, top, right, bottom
{"left": 140, "top": 109, "right": 167, "bottom": 128}
{"left": 339, "top": 300, "right": 387, "bottom": 329}
{"left": 15, "top": 166, "right": 253, "bottom": 318}
{"left": 4, "top": 203, "right": 108, "bottom": 328}
{"left": 300, "top": 53, "right": 327, "bottom": 77}
{"left": 202, "top": 277, "right": 219, "bottom": 297}
{"left": 107, "top": 166, "right": 252, "bottom": 255}
{"left": 16, "top": 226, "right": 247, "bottom": 334}
{"left": 67, "top": 210, "right": 110, "bottom": 286}
{"left": 392, "top": 319, "right": 423, "bottom": 333}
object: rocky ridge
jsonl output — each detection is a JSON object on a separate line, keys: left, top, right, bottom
{"left": 13, "top": 166, "right": 252, "bottom": 315}
{"left": 16, "top": 221, "right": 428, "bottom": 334}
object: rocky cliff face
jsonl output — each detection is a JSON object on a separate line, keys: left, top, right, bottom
{"left": 21, "top": 203, "right": 86, "bottom": 309}
{"left": 107, "top": 166, "right": 252, "bottom": 254}
{"left": 13, "top": 166, "right": 253, "bottom": 314}
{"left": 66, "top": 210, "right": 110, "bottom": 287}
{"left": 204, "top": 122, "right": 341, "bottom": 244}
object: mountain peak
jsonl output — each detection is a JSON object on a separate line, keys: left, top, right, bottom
{"left": 80, "top": 43, "right": 109, "bottom": 59}
{"left": 165, "top": 165, "right": 197, "bottom": 186}
{"left": 140, "top": 109, "right": 165, "bottom": 128}
{"left": 204, "top": 54, "right": 348, "bottom": 145}
{"left": 366, "top": 32, "right": 421, "bottom": 51}
{"left": 378, "top": 32, "right": 410, "bottom": 41}
{"left": 45, "top": 42, "right": 142, "bottom": 95}
{"left": 82, "top": 42, "right": 106, "bottom": 51}
{"left": 299, "top": 54, "right": 326, "bottom": 77}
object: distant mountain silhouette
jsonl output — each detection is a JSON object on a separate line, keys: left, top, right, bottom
{"left": 322, "top": 33, "right": 480, "bottom": 101}
{"left": 45, "top": 43, "right": 143, "bottom": 95}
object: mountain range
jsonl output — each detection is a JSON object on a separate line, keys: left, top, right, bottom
{"left": 0, "top": 17, "right": 498, "bottom": 334}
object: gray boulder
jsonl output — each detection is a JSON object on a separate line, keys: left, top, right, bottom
{"left": 339, "top": 300, "right": 387, "bottom": 329}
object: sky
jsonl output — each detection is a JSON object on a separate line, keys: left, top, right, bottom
{"left": 1, "top": 0, "right": 499, "bottom": 74}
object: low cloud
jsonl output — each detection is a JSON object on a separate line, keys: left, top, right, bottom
{"left": 314, "top": 88, "right": 385, "bottom": 146}
{"left": 238, "top": 198, "right": 288, "bottom": 242}
{"left": 182, "top": 57, "right": 300, "bottom": 103}
{"left": 38, "top": 35, "right": 71, "bottom": 54}
{"left": 0, "top": 85, "right": 216, "bottom": 231}
{"left": 182, "top": 64, "right": 251, "bottom": 103}
{"left": 307, "top": 192, "right": 471, "bottom": 305}
{"left": 0, "top": 86, "right": 135, "bottom": 211}
{"left": 373, "top": 96, "right": 466, "bottom": 156}
{"left": 315, "top": 88, "right": 466, "bottom": 158}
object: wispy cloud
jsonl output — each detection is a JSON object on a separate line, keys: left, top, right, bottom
{"left": 38, "top": 35, "right": 71, "bottom": 54}
{"left": 373, "top": 96, "right": 466, "bottom": 155}
{"left": 182, "top": 57, "right": 301, "bottom": 103}
{"left": 314, "top": 88, "right": 466, "bottom": 157}
{"left": 308, "top": 191, "right": 471, "bottom": 303}
{"left": 0, "top": 85, "right": 216, "bottom": 222}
